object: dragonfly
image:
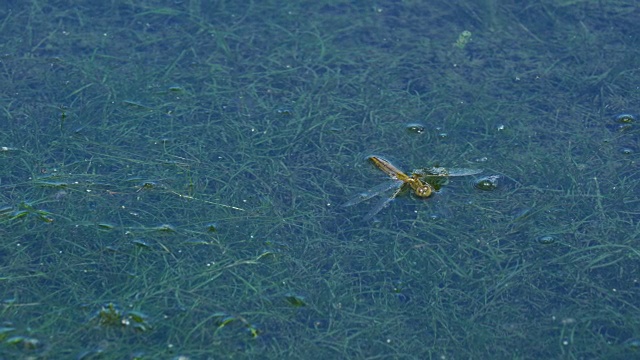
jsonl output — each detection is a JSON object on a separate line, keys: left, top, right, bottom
{"left": 343, "top": 156, "right": 482, "bottom": 220}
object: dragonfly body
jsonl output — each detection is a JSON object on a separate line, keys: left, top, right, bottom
{"left": 343, "top": 155, "right": 482, "bottom": 220}
{"left": 368, "top": 156, "right": 433, "bottom": 198}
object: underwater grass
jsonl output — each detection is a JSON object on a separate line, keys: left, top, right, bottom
{"left": 0, "top": 0, "right": 639, "bottom": 358}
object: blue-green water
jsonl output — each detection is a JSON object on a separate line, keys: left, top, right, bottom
{"left": 0, "top": 1, "right": 638, "bottom": 359}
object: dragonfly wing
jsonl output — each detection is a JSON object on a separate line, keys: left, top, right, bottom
{"left": 363, "top": 185, "right": 404, "bottom": 221}
{"left": 342, "top": 180, "right": 402, "bottom": 207}
{"left": 420, "top": 167, "right": 483, "bottom": 177}
{"left": 447, "top": 168, "right": 483, "bottom": 177}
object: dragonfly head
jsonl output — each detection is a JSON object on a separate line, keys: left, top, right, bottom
{"left": 415, "top": 184, "right": 432, "bottom": 198}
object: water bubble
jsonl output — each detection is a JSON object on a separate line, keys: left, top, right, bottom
{"left": 619, "top": 147, "right": 634, "bottom": 155}
{"left": 473, "top": 175, "right": 500, "bottom": 191}
{"left": 206, "top": 223, "right": 219, "bottom": 232}
{"left": 276, "top": 108, "right": 294, "bottom": 117}
{"left": 614, "top": 113, "right": 636, "bottom": 123}
{"left": 606, "top": 114, "right": 637, "bottom": 133}
{"left": 429, "top": 213, "right": 444, "bottom": 221}
{"left": 623, "top": 337, "right": 640, "bottom": 350}
{"left": 131, "top": 239, "right": 151, "bottom": 248}
{"left": 153, "top": 224, "right": 176, "bottom": 233}
{"left": 405, "top": 122, "right": 426, "bottom": 134}
{"left": 537, "top": 235, "right": 556, "bottom": 245}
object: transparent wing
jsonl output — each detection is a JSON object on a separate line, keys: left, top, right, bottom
{"left": 362, "top": 185, "right": 404, "bottom": 221}
{"left": 419, "top": 167, "right": 483, "bottom": 177}
{"left": 342, "top": 180, "right": 403, "bottom": 207}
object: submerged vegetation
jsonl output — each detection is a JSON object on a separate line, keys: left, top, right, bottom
{"left": 0, "top": 0, "right": 639, "bottom": 358}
